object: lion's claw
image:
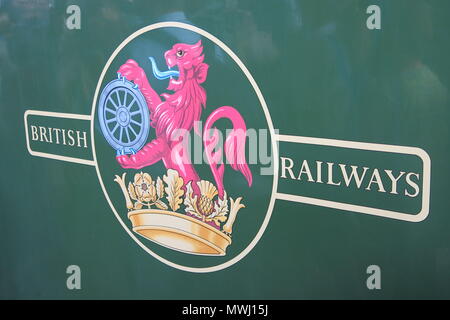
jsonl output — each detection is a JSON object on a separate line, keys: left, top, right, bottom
{"left": 116, "top": 155, "right": 129, "bottom": 168}
{"left": 117, "top": 59, "right": 146, "bottom": 89}
{"left": 117, "top": 72, "right": 128, "bottom": 84}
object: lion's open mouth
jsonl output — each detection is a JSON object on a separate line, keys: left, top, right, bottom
{"left": 148, "top": 57, "right": 180, "bottom": 80}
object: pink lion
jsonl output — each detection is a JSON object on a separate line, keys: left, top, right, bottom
{"left": 116, "top": 40, "right": 252, "bottom": 197}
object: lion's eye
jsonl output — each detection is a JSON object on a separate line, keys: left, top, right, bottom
{"left": 176, "top": 50, "right": 184, "bottom": 57}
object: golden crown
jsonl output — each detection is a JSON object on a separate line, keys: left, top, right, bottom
{"left": 114, "top": 169, "right": 245, "bottom": 256}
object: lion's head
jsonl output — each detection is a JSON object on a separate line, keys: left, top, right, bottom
{"left": 150, "top": 40, "right": 209, "bottom": 137}
{"left": 164, "top": 40, "right": 209, "bottom": 91}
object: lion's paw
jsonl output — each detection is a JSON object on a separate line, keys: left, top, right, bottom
{"left": 117, "top": 59, "right": 146, "bottom": 89}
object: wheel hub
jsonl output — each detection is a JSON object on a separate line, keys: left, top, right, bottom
{"left": 116, "top": 107, "right": 130, "bottom": 126}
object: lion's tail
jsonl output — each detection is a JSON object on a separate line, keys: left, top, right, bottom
{"left": 203, "top": 106, "right": 252, "bottom": 198}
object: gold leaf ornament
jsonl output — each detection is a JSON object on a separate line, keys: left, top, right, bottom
{"left": 184, "top": 181, "right": 201, "bottom": 218}
{"left": 208, "top": 191, "right": 229, "bottom": 226}
{"left": 155, "top": 199, "right": 168, "bottom": 210}
{"left": 148, "top": 184, "right": 157, "bottom": 203}
{"left": 223, "top": 197, "right": 245, "bottom": 234}
{"left": 163, "top": 169, "right": 184, "bottom": 211}
{"left": 128, "top": 182, "right": 137, "bottom": 200}
{"left": 156, "top": 177, "right": 165, "bottom": 199}
{"left": 114, "top": 173, "right": 133, "bottom": 210}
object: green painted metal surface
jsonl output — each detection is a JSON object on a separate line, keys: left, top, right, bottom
{"left": 1, "top": 0, "right": 449, "bottom": 299}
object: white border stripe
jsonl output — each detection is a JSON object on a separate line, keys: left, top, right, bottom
{"left": 24, "top": 110, "right": 95, "bottom": 166}
{"left": 275, "top": 134, "right": 431, "bottom": 222}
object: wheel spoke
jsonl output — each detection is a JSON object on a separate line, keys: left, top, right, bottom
{"left": 129, "top": 124, "right": 138, "bottom": 137}
{"left": 108, "top": 97, "right": 118, "bottom": 109}
{"left": 123, "top": 89, "right": 128, "bottom": 107}
{"left": 111, "top": 123, "right": 119, "bottom": 134}
{"left": 125, "top": 126, "right": 131, "bottom": 143}
{"left": 105, "top": 107, "right": 116, "bottom": 115}
{"left": 126, "top": 98, "right": 136, "bottom": 110}
{"left": 130, "top": 110, "right": 141, "bottom": 116}
{"left": 119, "top": 127, "right": 124, "bottom": 141}
{"left": 131, "top": 119, "right": 142, "bottom": 127}
{"left": 115, "top": 90, "right": 121, "bottom": 107}
{"left": 106, "top": 118, "right": 117, "bottom": 124}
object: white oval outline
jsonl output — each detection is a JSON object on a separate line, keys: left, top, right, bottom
{"left": 90, "top": 22, "right": 279, "bottom": 273}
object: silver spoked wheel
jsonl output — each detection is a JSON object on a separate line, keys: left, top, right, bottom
{"left": 98, "top": 75, "right": 150, "bottom": 156}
